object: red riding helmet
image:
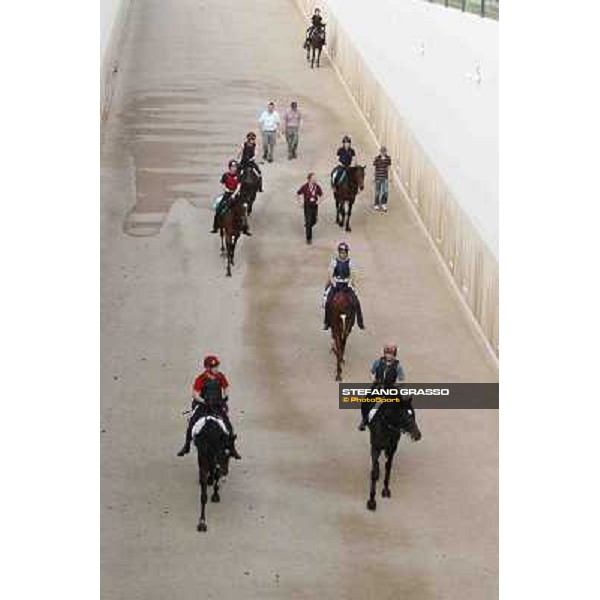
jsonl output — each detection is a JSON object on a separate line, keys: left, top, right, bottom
{"left": 203, "top": 355, "right": 220, "bottom": 368}
{"left": 383, "top": 343, "right": 397, "bottom": 356}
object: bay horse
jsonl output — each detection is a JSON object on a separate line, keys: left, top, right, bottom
{"left": 306, "top": 25, "right": 326, "bottom": 69}
{"left": 239, "top": 165, "right": 260, "bottom": 216}
{"left": 194, "top": 416, "right": 231, "bottom": 532}
{"left": 329, "top": 286, "right": 356, "bottom": 381}
{"left": 333, "top": 165, "right": 365, "bottom": 232}
{"left": 366, "top": 396, "right": 422, "bottom": 511}
{"left": 217, "top": 194, "right": 244, "bottom": 277}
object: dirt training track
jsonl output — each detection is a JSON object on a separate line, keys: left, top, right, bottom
{"left": 101, "top": 1, "right": 498, "bottom": 598}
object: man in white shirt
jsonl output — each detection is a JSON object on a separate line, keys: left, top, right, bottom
{"left": 258, "top": 101, "right": 281, "bottom": 163}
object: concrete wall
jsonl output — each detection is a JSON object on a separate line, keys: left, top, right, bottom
{"left": 100, "top": 0, "right": 134, "bottom": 122}
{"left": 296, "top": 0, "right": 499, "bottom": 356}
{"left": 101, "top": 0, "right": 124, "bottom": 64}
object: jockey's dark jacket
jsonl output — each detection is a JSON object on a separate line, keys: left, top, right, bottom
{"left": 201, "top": 378, "right": 225, "bottom": 403}
{"left": 241, "top": 142, "right": 256, "bottom": 162}
{"left": 333, "top": 257, "right": 351, "bottom": 280}
{"left": 374, "top": 358, "right": 402, "bottom": 387}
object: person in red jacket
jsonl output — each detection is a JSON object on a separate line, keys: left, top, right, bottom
{"left": 176, "top": 355, "right": 241, "bottom": 459}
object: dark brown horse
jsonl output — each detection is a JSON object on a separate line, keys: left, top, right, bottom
{"left": 333, "top": 165, "right": 365, "bottom": 232}
{"left": 329, "top": 287, "right": 356, "bottom": 381}
{"left": 194, "top": 417, "right": 231, "bottom": 532}
{"left": 217, "top": 194, "right": 244, "bottom": 277}
{"left": 305, "top": 25, "right": 326, "bottom": 68}
{"left": 366, "top": 396, "right": 422, "bottom": 512}
{"left": 239, "top": 166, "right": 260, "bottom": 216}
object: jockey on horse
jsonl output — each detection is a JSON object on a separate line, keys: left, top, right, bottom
{"left": 304, "top": 7, "right": 326, "bottom": 48}
{"left": 177, "top": 354, "right": 242, "bottom": 459}
{"left": 237, "top": 132, "right": 263, "bottom": 193}
{"left": 358, "top": 343, "right": 406, "bottom": 430}
{"left": 331, "top": 135, "right": 356, "bottom": 188}
{"left": 211, "top": 160, "right": 251, "bottom": 236}
{"left": 323, "top": 241, "right": 365, "bottom": 330}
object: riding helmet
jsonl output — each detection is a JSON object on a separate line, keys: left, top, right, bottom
{"left": 383, "top": 343, "right": 398, "bottom": 356}
{"left": 228, "top": 159, "right": 238, "bottom": 168}
{"left": 337, "top": 241, "right": 349, "bottom": 253}
{"left": 203, "top": 355, "right": 220, "bottom": 368}
{"left": 342, "top": 135, "right": 351, "bottom": 144}
{"left": 247, "top": 132, "right": 256, "bottom": 140}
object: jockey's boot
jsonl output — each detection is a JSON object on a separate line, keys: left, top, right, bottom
{"left": 229, "top": 435, "right": 242, "bottom": 460}
{"left": 210, "top": 214, "right": 219, "bottom": 233}
{"left": 242, "top": 220, "right": 252, "bottom": 236}
{"left": 356, "top": 302, "right": 365, "bottom": 330}
{"left": 177, "top": 442, "right": 191, "bottom": 457}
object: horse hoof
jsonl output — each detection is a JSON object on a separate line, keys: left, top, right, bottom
{"left": 211, "top": 494, "right": 220, "bottom": 503}
{"left": 226, "top": 272, "right": 232, "bottom": 277}
{"left": 197, "top": 522, "right": 207, "bottom": 532}
{"left": 367, "top": 499, "right": 377, "bottom": 511}
{"left": 345, "top": 226, "right": 352, "bottom": 232}
{"left": 382, "top": 488, "right": 391, "bottom": 498}
{"left": 207, "top": 475, "right": 214, "bottom": 486}
{"left": 335, "top": 374, "right": 342, "bottom": 382}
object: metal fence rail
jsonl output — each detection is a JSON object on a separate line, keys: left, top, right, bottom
{"left": 428, "top": 0, "right": 499, "bottom": 20}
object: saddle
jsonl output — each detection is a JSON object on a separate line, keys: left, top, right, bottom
{"left": 191, "top": 415, "right": 229, "bottom": 437}
{"left": 215, "top": 193, "right": 237, "bottom": 218}
{"left": 331, "top": 166, "right": 348, "bottom": 188}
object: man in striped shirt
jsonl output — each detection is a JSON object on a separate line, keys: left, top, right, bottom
{"left": 373, "top": 146, "right": 392, "bottom": 212}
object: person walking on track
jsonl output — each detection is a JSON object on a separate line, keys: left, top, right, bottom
{"left": 258, "top": 101, "right": 281, "bottom": 163}
{"left": 373, "top": 146, "right": 392, "bottom": 212}
{"left": 296, "top": 172, "right": 324, "bottom": 244}
{"left": 284, "top": 101, "right": 302, "bottom": 159}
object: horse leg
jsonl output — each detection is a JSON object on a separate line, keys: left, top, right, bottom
{"left": 211, "top": 468, "right": 221, "bottom": 503}
{"left": 338, "top": 199, "right": 345, "bottom": 229}
{"left": 226, "top": 235, "right": 232, "bottom": 277}
{"left": 219, "top": 228, "right": 225, "bottom": 257}
{"left": 230, "top": 235, "right": 238, "bottom": 267}
{"left": 197, "top": 467, "right": 208, "bottom": 532}
{"left": 367, "top": 448, "right": 380, "bottom": 511}
{"left": 311, "top": 47, "right": 315, "bottom": 69}
{"left": 382, "top": 446, "right": 396, "bottom": 498}
{"left": 345, "top": 199, "right": 354, "bottom": 232}
{"left": 317, "top": 46, "right": 322, "bottom": 68}
{"left": 334, "top": 328, "right": 343, "bottom": 381}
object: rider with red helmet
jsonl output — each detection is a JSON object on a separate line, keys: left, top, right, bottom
{"left": 176, "top": 355, "right": 242, "bottom": 459}
{"left": 323, "top": 241, "right": 365, "bottom": 330}
{"left": 211, "top": 160, "right": 251, "bottom": 236}
{"left": 358, "top": 343, "right": 405, "bottom": 430}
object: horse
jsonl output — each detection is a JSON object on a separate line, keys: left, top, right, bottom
{"left": 365, "top": 396, "right": 422, "bottom": 511}
{"left": 329, "top": 286, "right": 356, "bottom": 381}
{"left": 305, "top": 25, "right": 326, "bottom": 69}
{"left": 333, "top": 165, "right": 365, "bottom": 232}
{"left": 194, "top": 416, "right": 231, "bottom": 532}
{"left": 239, "top": 165, "right": 261, "bottom": 216}
{"left": 217, "top": 194, "right": 244, "bottom": 277}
